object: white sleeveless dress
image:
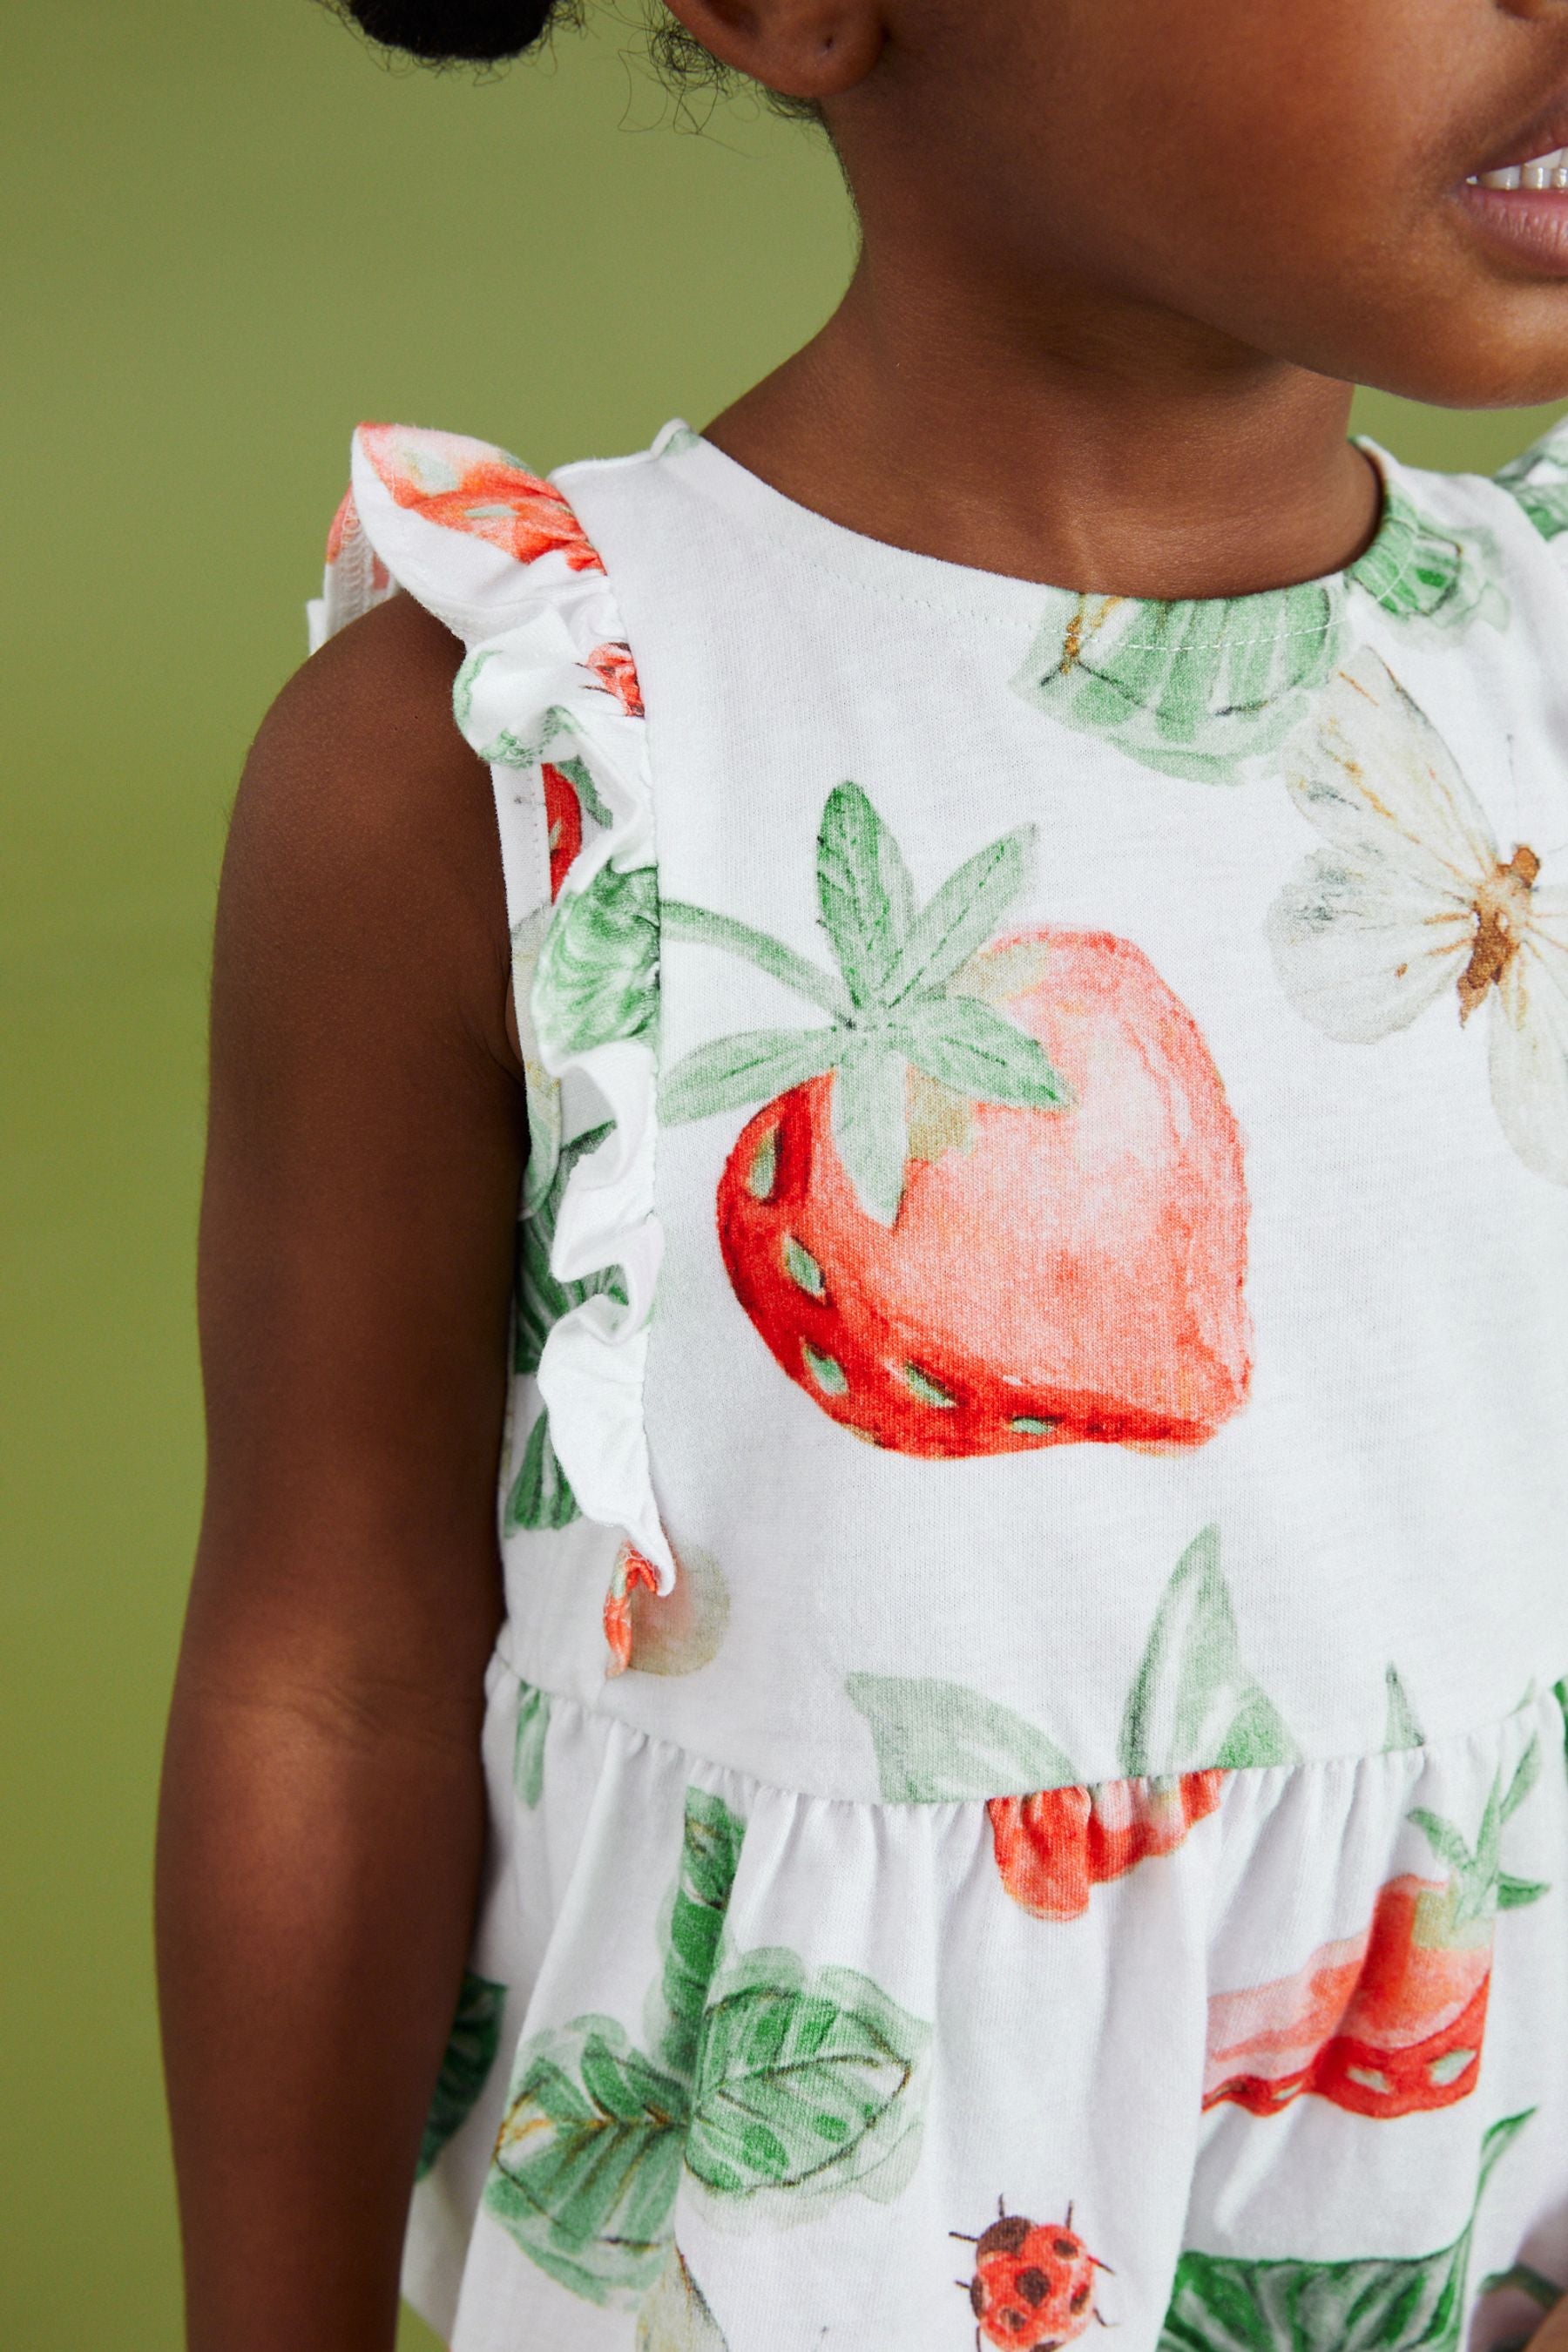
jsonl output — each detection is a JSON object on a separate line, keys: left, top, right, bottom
{"left": 308, "top": 418, "right": 1568, "bottom": 2352}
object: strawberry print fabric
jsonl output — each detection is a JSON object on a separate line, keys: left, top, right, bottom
{"left": 308, "top": 419, "right": 1568, "bottom": 2352}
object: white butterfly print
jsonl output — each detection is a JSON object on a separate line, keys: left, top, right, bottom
{"left": 1267, "top": 645, "right": 1568, "bottom": 1185}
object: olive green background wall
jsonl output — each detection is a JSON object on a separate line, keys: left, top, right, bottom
{"left": 2, "top": 4, "right": 1562, "bottom": 2343}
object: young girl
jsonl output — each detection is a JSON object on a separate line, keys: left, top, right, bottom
{"left": 156, "top": 1, "right": 1568, "bottom": 2347}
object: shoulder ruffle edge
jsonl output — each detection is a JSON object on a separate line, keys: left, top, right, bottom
{"left": 311, "top": 422, "right": 673, "bottom": 1591}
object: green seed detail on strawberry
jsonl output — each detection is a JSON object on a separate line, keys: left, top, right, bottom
{"left": 662, "top": 783, "right": 1251, "bottom": 1456}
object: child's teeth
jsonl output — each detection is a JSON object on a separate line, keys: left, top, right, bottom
{"left": 1475, "top": 148, "right": 1567, "bottom": 192}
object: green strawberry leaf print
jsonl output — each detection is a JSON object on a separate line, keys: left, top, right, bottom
{"left": 1382, "top": 1665, "right": 1426, "bottom": 1753}
{"left": 881, "top": 821, "right": 1036, "bottom": 1002}
{"left": 486, "top": 2016, "right": 691, "bottom": 2305}
{"left": 534, "top": 857, "right": 659, "bottom": 1060}
{"left": 513, "top": 1681, "right": 551, "bottom": 1808}
{"left": 816, "top": 775, "right": 917, "bottom": 1007}
{"left": 1158, "top": 2110, "right": 1533, "bottom": 2352}
{"left": 551, "top": 751, "right": 615, "bottom": 834}
{"left": 847, "top": 1533, "right": 1288, "bottom": 1921}
{"left": 505, "top": 1121, "right": 628, "bottom": 1534}
{"left": 484, "top": 1783, "right": 930, "bottom": 2305}
{"left": 687, "top": 1949, "right": 929, "bottom": 2209}
{"left": 1011, "top": 583, "right": 1344, "bottom": 787}
{"left": 655, "top": 1788, "right": 747, "bottom": 2081}
{"left": 1010, "top": 483, "right": 1503, "bottom": 788}
{"left": 637, "top": 2245, "right": 730, "bottom": 2352}
{"left": 1119, "top": 1525, "right": 1298, "bottom": 1776}
{"left": 845, "top": 1675, "right": 1078, "bottom": 1801}
{"left": 1347, "top": 480, "right": 1507, "bottom": 635}
{"left": 505, "top": 1409, "right": 579, "bottom": 1532}
{"left": 416, "top": 1970, "right": 507, "bottom": 2181}
{"left": 659, "top": 1027, "right": 848, "bottom": 1126}
{"left": 661, "top": 782, "right": 1069, "bottom": 1229}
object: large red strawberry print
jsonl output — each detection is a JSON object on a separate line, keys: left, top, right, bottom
{"left": 661, "top": 783, "right": 1250, "bottom": 1456}
{"left": 1206, "top": 1734, "right": 1548, "bottom": 2118}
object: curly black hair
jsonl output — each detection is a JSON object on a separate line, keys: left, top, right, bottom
{"left": 328, "top": 0, "right": 569, "bottom": 63}
{"left": 324, "top": 0, "right": 814, "bottom": 112}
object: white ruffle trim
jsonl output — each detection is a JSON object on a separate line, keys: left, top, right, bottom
{"left": 313, "top": 424, "right": 673, "bottom": 1589}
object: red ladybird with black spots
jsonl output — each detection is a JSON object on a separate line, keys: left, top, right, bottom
{"left": 953, "top": 2200, "right": 1112, "bottom": 2351}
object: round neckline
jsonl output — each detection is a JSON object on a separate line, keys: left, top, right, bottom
{"left": 650, "top": 416, "right": 1407, "bottom": 630}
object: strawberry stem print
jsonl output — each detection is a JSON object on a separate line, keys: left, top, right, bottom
{"left": 1206, "top": 1735, "right": 1547, "bottom": 2119}
{"left": 1159, "top": 2111, "right": 1533, "bottom": 2352}
{"left": 1267, "top": 645, "right": 1568, "bottom": 1186}
{"left": 666, "top": 781, "right": 1071, "bottom": 1227}
{"left": 663, "top": 784, "right": 1250, "bottom": 1456}
{"left": 849, "top": 1526, "right": 1294, "bottom": 1921}
{"left": 483, "top": 1786, "right": 929, "bottom": 2324}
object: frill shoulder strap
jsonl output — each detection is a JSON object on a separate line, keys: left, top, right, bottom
{"left": 308, "top": 423, "right": 673, "bottom": 1591}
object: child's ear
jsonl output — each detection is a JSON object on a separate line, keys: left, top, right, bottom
{"left": 659, "top": 0, "right": 885, "bottom": 98}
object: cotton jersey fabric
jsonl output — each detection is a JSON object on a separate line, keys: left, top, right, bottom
{"left": 308, "top": 419, "right": 1568, "bottom": 2352}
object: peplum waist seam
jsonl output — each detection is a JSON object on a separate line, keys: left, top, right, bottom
{"left": 489, "top": 1630, "right": 1567, "bottom": 1812}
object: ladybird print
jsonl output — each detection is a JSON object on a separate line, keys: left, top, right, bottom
{"left": 1159, "top": 2111, "right": 1533, "bottom": 2352}
{"left": 355, "top": 422, "right": 605, "bottom": 571}
{"left": 1010, "top": 483, "right": 1504, "bottom": 787}
{"left": 849, "top": 1525, "right": 1295, "bottom": 1919}
{"left": 1267, "top": 645, "right": 1568, "bottom": 1185}
{"left": 662, "top": 782, "right": 1250, "bottom": 1455}
{"left": 1206, "top": 1734, "right": 1548, "bottom": 2118}
{"left": 953, "top": 2200, "right": 1110, "bottom": 2351}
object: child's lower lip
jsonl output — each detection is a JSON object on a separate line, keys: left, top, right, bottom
{"left": 1458, "top": 181, "right": 1568, "bottom": 275}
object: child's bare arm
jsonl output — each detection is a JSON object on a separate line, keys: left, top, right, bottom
{"left": 157, "top": 593, "right": 524, "bottom": 2352}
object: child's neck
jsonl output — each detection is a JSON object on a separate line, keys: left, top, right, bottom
{"left": 706, "top": 245, "right": 1382, "bottom": 604}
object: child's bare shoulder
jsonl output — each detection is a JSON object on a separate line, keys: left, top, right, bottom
{"left": 219, "top": 589, "right": 517, "bottom": 1072}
